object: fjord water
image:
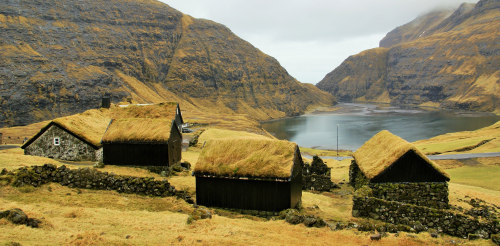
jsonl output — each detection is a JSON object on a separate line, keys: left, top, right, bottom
{"left": 261, "top": 103, "right": 500, "bottom": 151}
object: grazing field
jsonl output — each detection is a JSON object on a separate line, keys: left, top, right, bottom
{"left": 446, "top": 165, "right": 500, "bottom": 191}
{"left": 414, "top": 121, "right": 500, "bottom": 155}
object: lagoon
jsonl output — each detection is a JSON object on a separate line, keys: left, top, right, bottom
{"left": 261, "top": 103, "right": 500, "bottom": 151}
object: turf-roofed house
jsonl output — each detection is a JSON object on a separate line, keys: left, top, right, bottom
{"left": 195, "top": 139, "right": 303, "bottom": 212}
{"left": 101, "top": 118, "right": 182, "bottom": 167}
{"left": 349, "top": 130, "right": 450, "bottom": 209}
{"left": 21, "top": 114, "right": 109, "bottom": 162}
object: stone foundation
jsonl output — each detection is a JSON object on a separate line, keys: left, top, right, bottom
{"left": 352, "top": 193, "right": 499, "bottom": 239}
{"left": 349, "top": 160, "right": 449, "bottom": 209}
{"left": 370, "top": 182, "right": 449, "bottom": 209}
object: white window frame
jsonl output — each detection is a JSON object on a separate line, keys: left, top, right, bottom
{"left": 53, "top": 137, "right": 60, "bottom": 146}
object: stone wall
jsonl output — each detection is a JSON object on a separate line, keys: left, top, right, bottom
{"left": 0, "top": 164, "right": 193, "bottom": 203}
{"left": 24, "top": 125, "right": 98, "bottom": 161}
{"left": 302, "top": 156, "right": 337, "bottom": 191}
{"left": 348, "top": 160, "right": 369, "bottom": 189}
{"left": 349, "top": 160, "right": 449, "bottom": 209}
{"left": 95, "top": 148, "right": 103, "bottom": 163}
{"left": 370, "top": 182, "right": 449, "bottom": 209}
{"left": 352, "top": 191, "right": 499, "bottom": 239}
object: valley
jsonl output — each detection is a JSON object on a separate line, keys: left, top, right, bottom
{"left": 0, "top": 0, "right": 499, "bottom": 244}
{"left": 1, "top": 115, "right": 499, "bottom": 244}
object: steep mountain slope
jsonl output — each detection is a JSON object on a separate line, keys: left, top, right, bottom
{"left": 0, "top": 0, "right": 333, "bottom": 127}
{"left": 317, "top": 0, "right": 499, "bottom": 113}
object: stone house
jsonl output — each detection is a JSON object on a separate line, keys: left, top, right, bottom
{"left": 194, "top": 139, "right": 303, "bottom": 212}
{"left": 101, "top": 118, "right": 182, "bottom": 167}
{"left": 349, "top": 130, "right": 450, "bottom": 209}
{"left": 21, "top": 115, "right": 110, "bottom": 162}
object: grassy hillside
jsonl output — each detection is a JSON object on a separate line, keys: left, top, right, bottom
{"left": 414, "top": 120, "right": 500, "bottom": 155}
{"left": 0, "top": 0, "right": 333, "bottom": 127}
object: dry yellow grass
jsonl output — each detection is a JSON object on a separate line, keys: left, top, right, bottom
{"left": 51, "top": 113, "right": 111, "bottom": 147}
{"left": 299, "top": 147, "right": 352, "bottom": 157}
{"left": 101, "top": 118, "right": 173, "bottom": 143}
{"left": 0, "top": 147, "right": 61, "bottom": 171}
{"left": 353, "top": 130, "right": 449, "bottom": 180}
{"left": 0, "top": 139, "right": 498, "bottom": 245}
{"left": 110, "top": 102, "right": 179, "bottom": 120}
{"left": 301, "top": 190, "right": 354, "bottom": 222}
{"left": 0, "top": 183, "right": 470, "bottom": 246}
{"left": 196, "top": 128, "right": 272, "bottom": 146}
{"left": 414, "top": 120, "right": 500, "bottom": 154}
{"left": 195, "top": 139, "right": 297, "bottom": 178}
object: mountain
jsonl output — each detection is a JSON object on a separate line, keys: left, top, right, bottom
{"left": 0, "top": 0, "right": 333, "bottom": 127}
{"left": 317, "top": 0, "right": 499, "bottom": 113}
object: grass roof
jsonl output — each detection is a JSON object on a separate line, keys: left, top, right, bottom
{"left": 52, "top": 115, "right": 111, "bottom": 147}
{"left": 353, "top": 130, "right": 450, "bottom": 180}
{"left": 195, "top": 139, "right": 299, "bottom": 178}
{"left": 111, "top": 102, "right": 178, "bottom": 120}
{"left": 102, "top": 118, "right": 173, "bottom": 143}
{"left": 22, "top": 111, "right": 111, "bottom": 148}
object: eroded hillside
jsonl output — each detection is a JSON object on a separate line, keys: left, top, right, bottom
{"left": 0, "top": 0, "right": 333, "bottom": 127}
{"left": 317, "top": 0, "right": 499, "bottom": 113}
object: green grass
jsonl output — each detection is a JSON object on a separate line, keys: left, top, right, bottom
{"left": 299, "top": 147, "right": 352, "bottom": 157}
{"left": 448, "top": 165, "right": 500, "bottom": 191}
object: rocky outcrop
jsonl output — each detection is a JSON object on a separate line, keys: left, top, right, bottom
{"left": 0, "top": 0, "right": 333, "bottom": 127}
{"left": 317, "top": 0, "right": 499, "bottom": 113}
{"left": 0, "top": 208, "right": 41, "bottom": 228}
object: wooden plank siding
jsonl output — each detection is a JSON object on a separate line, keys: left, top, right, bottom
{"left": 195, "top": 148, "right": 303, "bottom": 212}
{"left": 371, "top": 150, "right": 449, "bottom": 183}
{"left": 102, "top": 120, "right": 182, "bottom": 166}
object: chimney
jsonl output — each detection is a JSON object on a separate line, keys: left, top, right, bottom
{"left": 101, "top": 93, "right": 111, "bottom": 108}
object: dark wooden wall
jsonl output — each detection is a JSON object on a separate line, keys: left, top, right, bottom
{"left": 196, "top": 177, "right": 293, "bottom": 211}
{"left": 371, "top": 150, "right": 449, "bottom": 183}
{"left": 103, "top": 143, "right": 169, "bottom": 166}
{"left": 167, "top": 121, "right": 182, "bottom": 166}
{"left": 289, "top": 147, "right": 303, "bottom": 209}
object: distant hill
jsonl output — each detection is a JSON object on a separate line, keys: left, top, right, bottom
{"left": 0, "top": 0, "right": 333, "bottom": 127}
{"left": 317, "top": 0, "right": 499, "bottom": 113}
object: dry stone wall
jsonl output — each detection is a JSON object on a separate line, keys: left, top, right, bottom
{"left": 352, "top": 192, "right": 499, "bottom": 239}
{"left": 0, "top": 164, "right": 193, "bottom": 203}
{"left": 303, "top": 156, "right": 337, "bottom": 191}
{"left": 370, "top": 182, "right": 449, "bottom": 209}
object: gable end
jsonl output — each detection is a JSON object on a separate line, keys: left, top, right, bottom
{"left": 371, "top": 150, "right": 450, "bottom": 183}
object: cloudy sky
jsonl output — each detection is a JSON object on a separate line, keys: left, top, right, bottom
{"left": 161, "top": 0, "right": 477, "bottom": 84}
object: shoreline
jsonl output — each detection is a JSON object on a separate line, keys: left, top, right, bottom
{"left": 261, "top": 102, "right": 500, "bottom": 152}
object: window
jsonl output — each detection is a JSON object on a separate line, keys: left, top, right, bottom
{"left": 53, "top": 137, "right": 60, "bottom": 146}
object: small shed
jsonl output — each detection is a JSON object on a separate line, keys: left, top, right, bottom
{"left": 195, "top": 139, "right": 303, "bottom": 212}
{"left": 21, "top": 115, "right": 109, "bottom": 161}
{"left": 349, "top": 130, "right": 450, "bottom": 208}
{"left": 101, "top": 118, "right": 182, "bottom": 166}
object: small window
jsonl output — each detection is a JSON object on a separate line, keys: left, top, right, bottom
{"left": 53, "top": 137, "right": 60, "bottom": 146}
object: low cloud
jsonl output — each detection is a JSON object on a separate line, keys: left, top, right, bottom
{"left": 162, "top": 0, "right": 477, "bottom": 84}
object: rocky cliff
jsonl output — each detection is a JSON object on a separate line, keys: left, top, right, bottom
{"left": 317, "top": 0, "right": 499, "bottom": 113}
{"left": 0, "top": 0, "right": 333, "bottom": 127}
